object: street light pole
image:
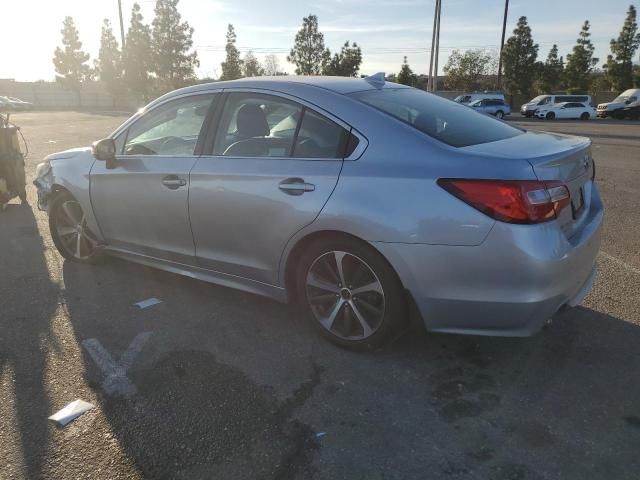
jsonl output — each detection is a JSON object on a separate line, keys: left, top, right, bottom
{"left": 118, "top": 0, "right": 126, "bottom": 49}
{"left": 497, "top": 0, "right": 509, "bottom": 90}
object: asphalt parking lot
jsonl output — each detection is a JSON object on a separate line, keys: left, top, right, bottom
{"left": 1, "top": 111, "right": 639, "bottom": 480}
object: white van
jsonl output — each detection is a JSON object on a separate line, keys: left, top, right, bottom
{"left": 454, "top": 92, "right": 505, "bottom": 104}
{"left": 596, "top": 89, "right": 640, "bottom": 118}
{"left": 520, "top": 94, "right": 592, "bottom": 117}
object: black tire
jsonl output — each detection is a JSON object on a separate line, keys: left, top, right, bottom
{"left": 49, "top": 191, "right": 101, "bottom": 263}
{"left": 295, "top": 235, "right": 407, "bottom": 351}
{"left": 546, "top": 112, "right": 555, "bottom": 120}
{"left": 580, "top": 112, "right": 589, "bottom": 120}
{"left": 495, "top": 110, "right": 504, "bottom": 119}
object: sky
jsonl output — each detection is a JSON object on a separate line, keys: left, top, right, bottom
{"left": 0, "top": 0, "right": 636, "bottom": 82}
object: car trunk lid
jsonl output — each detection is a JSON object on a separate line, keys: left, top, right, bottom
{"left": 461, "top": 130, "right": 594, "bottom": 237}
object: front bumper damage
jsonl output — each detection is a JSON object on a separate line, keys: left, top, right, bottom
{"left": 33, "top": 168, "right": 54, "bottom": 212}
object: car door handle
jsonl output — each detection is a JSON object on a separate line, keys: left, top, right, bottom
{"left": 279, "top": 178, "right": 315, "bottom": 195}
{"left": 162, "top": 175, "right": 187, "bottom": 189}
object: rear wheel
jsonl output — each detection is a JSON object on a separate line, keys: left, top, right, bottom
{"left": 495, "top": 110, "right": 504, "bottom": 119}
{"left": 296, "top": 236, "right": 406, "bottom": 350}
{"left": 580, "top": 112, "right": 590, "bottom": 120}
{"left": 49, "top": 192, "right": 101, "bottom": 263}
{"left": 546, "top": 112, "right": 555, "bottom": 120}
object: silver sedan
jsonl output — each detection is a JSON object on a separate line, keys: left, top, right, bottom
{"left": 34, "top": 76, "right": 603, "bottom": 350}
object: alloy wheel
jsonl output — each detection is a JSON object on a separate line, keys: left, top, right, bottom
{"left": 54, "top": 200, "right": 97, "bottom": 260}
{"left": 305, "top": 250, "right": 385, "bottom": 340}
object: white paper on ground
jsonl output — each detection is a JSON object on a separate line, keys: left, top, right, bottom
{"left": 134, "top": 297, "right": 162, "bottom": 309}
{"left": 48, "top": 399, "right": 95, "bottom": 427}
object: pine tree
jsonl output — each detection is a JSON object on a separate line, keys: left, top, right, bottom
{"left": 323, "top": 41, "right": 363, "bottom": 77}
{"left": 95, "top": 19, "right": 122, "bottom": 104}
{"left": 565, "top": 21, "right": 598, "bottom": 91}
{"left": 52, "top": 16, "right": 92, "bottom": 105}
{"left": 397, "top": 56, "right": 417, "bottom": 86}
{"left": 502, "top": 16, "right": 539, "bottom": 95}
{"left": 608, "top": 5, "right": 640, "bottom": 91}
{"left": 539, "top": 44, "right": 564, "bottom": 92}
{"left": 220, "top": 24, "right": 243, "bottom": 80}
{"left": 123, "top": 3, "right": 153, "bottom": 102}
{"left": 242, "top": 51, "right": 264, "bottom": 77}
{"left": 151, "top": 0, "right": 199, "bottom": 92}
{"left": 288, "top": 14, "right": 330, "bottom": 75}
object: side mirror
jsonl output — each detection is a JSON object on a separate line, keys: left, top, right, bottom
{"left": 92, "top": 138, "right": 117, "bottom": 169}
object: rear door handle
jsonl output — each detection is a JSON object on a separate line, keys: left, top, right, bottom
{"left": 162, "top": 175, "right": 187, "bottom": 190}
{"left": 279, "top": 178, "right": 315, "bottom": 195}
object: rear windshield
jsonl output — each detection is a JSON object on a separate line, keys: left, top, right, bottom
{"left": 351, "top": 88, "right": 522, "bottom": 148}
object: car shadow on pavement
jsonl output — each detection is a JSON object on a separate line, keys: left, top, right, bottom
{"left": 60, "top": 255, "right": 640, "bottom": 480}
{"left": 0, "top": 204, "right": 61, "bottom": 479}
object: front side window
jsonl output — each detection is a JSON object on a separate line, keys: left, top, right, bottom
{"left": 351, "top": 88, "right": 523, "bottom": 148}
{"left": 538, "top": 96, "right": 552, "bottom": 105}
{"left": 123, "top": 94, "right": 214, "bottom": 156}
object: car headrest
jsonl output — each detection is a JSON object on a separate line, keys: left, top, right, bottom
{"left": 236, "top": 104, "right": 269, "bottom": 138}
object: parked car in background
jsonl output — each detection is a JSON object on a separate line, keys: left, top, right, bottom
{"left": 535, "top": 102, "right": 596, "bottom": 120}
{"left": 521, "top": 94, "right": 592, "bottom": 117}
{"left": 6, "top": 97, "right": 33, "bottom": 111}
{"left": 596, "top": 89, "right": 640, "bottom": 118}
{"left": 453, "top": 92, "right": 505, "bottom": 104}
{"left": 0, "top": 96, "right": 13, "bottom": 111}
{"left": 468, "top": 98, "right": 511, "bottom": 118}
{"left": 34, "top": 76, "right": 602, "bottom": 350}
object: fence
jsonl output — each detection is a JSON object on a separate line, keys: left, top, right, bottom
{"left": 0, "top": 79, "right": 135, "bottom": 110}
{"left": 0, "top": 79, "right": 624, "bottom": 111}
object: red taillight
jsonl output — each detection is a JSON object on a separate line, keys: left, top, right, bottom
{"left": 437, "top": 179, "right": 571, "bottom": 224}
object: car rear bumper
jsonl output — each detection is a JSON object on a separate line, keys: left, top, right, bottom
{"left": 373, "top": 184, "right": 603, "bottom": 337}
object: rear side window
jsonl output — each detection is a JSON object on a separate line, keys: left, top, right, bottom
{"left": 293, "top": 109, "right": 349, "bottom": 158}
{"left": 212, "top": 92, "right": 354, "bottom": 159}
{"left": 351, "top": 88, "right": 522, "bottom": 148}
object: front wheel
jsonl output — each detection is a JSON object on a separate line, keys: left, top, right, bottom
{"left": 495, "top": 110, "right": 504, "bottom": 119}
{"left": 296, "top": 236, "right": 407, "bottom": 350}
{"left": 49, "top": 192, "right": 101, "bottom": 263}
{"left": 546, "top": 112, "right": 555, "bottom": 120}
{"left": 580, "top": 112, "right": 590, "bottom": 120}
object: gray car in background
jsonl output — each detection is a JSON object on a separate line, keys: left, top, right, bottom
{"left": 34, "top": 76, "right": 602, "bottom": 350}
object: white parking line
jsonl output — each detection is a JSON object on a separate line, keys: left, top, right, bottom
{"left": 82, "top": 332, "right": 153, "bottom": 397}
{"left": 599, "top": 251, "right": 640, "bottom": 276}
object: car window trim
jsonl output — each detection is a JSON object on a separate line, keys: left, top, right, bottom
{"left": 199, "top": 88, "right": 367, "bottom": 161}
{"left": 113, "top": 90, "right": 220, "bottom": 158}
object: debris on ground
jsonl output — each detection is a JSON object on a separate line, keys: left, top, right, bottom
{"left": 48, "top": 399, "right": 95, "bottom": 427}
{"left": 134, "top": 297, "right": 162, "bottom": 309}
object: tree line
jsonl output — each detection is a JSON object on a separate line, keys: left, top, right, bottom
{"left": 52, "top": 2, "right": 363, "bottom": 104}
{"left": 53, "top": 1, "right": 639, "bottom": 104}
{"left": 432, "top": 4, "right": 640, "bottom": 95}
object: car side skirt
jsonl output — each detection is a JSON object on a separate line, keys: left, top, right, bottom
{"left": 104, "top": 247, "right": 288, "bottom": 303}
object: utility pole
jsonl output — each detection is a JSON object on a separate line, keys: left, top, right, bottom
{"left": 497, "top": 0, "right": 509, "bottom": 90}
{"left": 118, "top": 0, "right": 126, "bottom": 49}
{"left": 433, "top": 0, "right": 441, "bottom": 92}
{"left": 427, "top": 0, "right": 439, "bottom": 91}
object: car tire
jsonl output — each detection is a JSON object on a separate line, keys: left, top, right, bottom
{"left": 295, "top": 235, "right": 407, "bottom": 351}
{"left": 495, "top": 111, "right": 504, "bottom": 119}
{"left": 546, "top": 112, "right": 555, "bottom": 120}
{"left": 49, "top": 191, "right": 101, "bottom": 263}
{"left": 580, "top": 112, "right": 590, "bottom": 120}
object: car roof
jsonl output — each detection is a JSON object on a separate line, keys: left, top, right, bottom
{"left": 153, "top": 76, "right": 409, "bottom": 103}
